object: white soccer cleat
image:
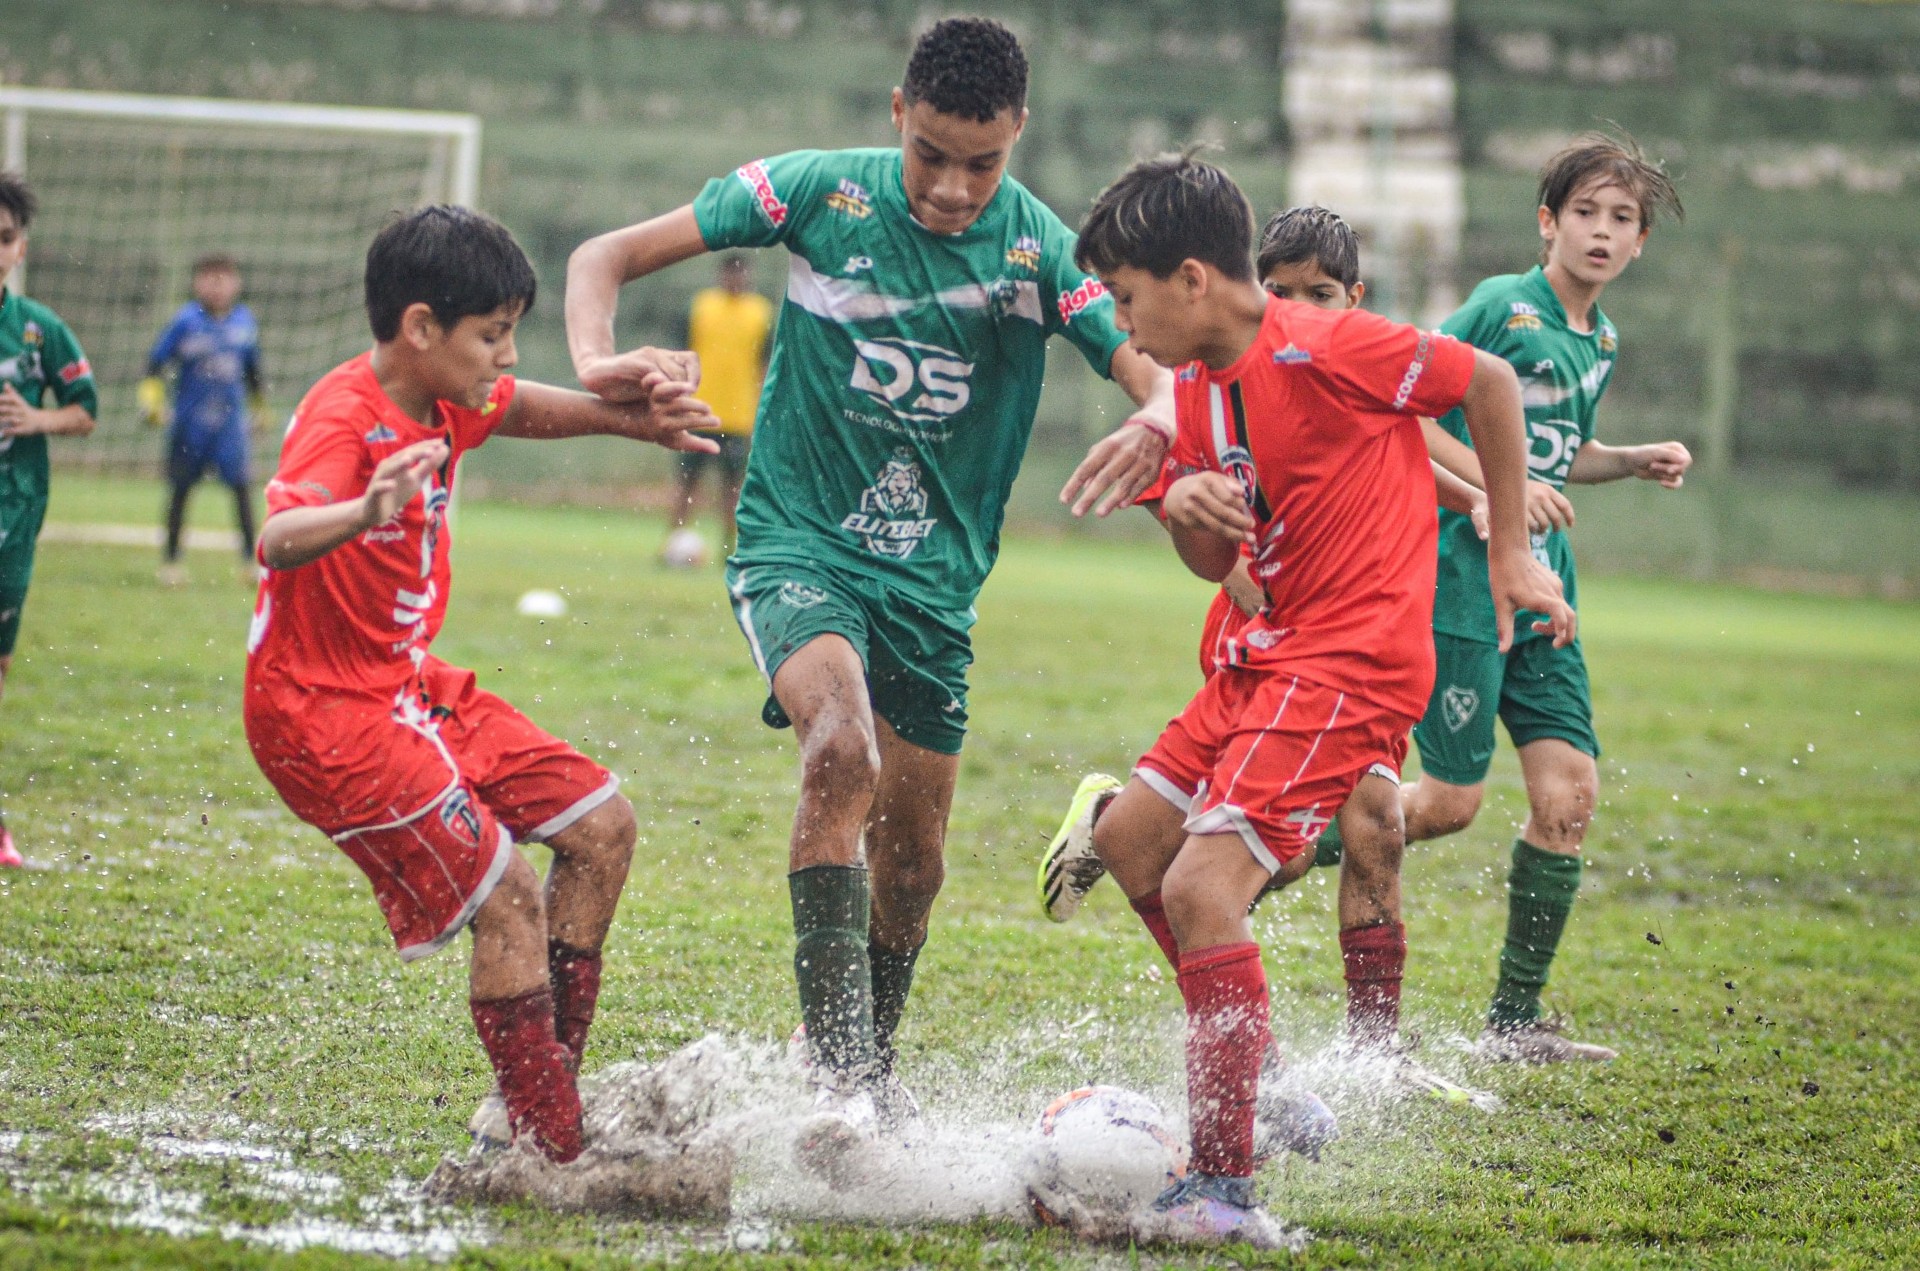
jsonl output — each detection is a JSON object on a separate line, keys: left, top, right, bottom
{"left": 1132, "top": 1175, "right": 1296, "bottom": 1251}
{"left": 793, "top": 1071, "right": 880, "bottom": 1186}
{"left": 1038, "top": 773, "right": 1121, "bottom": 922}
{"left": 468, "top": 1089, "right": 511, "bottom": 1154}
{"left": 1380, "top": 1048, "right": 1502, "bottom": 1112}
{"left": 1476, "top": 1016, "right": 1618, "bottom": 1064}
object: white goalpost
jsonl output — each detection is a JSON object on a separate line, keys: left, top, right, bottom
{"left": 0, "top": 87, "right": 481, "bottom": 472}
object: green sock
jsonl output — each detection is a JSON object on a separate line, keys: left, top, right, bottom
{"left": 790, "top": 865, "right": 877, "bottom": 1078}
{"left": 1489, "top": 839, "right": 1583, "bottom": 1030}
{"left": 1313, "top": 816, "right": 1345, "bottom": 869}
{"left": 868, "top": 939, "right": 924, "bottom": 1072}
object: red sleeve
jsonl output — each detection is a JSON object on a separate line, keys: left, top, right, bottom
{"left": 1317, "top": 308, "right": 1476, "bottom": 428}
{"left": 1134, "top": 369, "right": 1212, "bottom": 513}
{"left": 445, "top": 375, "right": 518, "bottom": 454}
{"left": 265, "top": 401, "right": 368, "bottom": 516}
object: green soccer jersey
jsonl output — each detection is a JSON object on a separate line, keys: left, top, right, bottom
{"left": 0, "top": 287, "right": 98, "bottom": 511}
{"left": 692, "top": 148, "right": 1128, "bottom": 609}
{"left": 1431, "top": 266, "right": 1615, "bottom": 644}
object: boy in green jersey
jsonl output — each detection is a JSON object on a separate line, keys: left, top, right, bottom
{"left": 0, "top": 172, "right": 99, "bottom": 869}
{"left": 1402, "top": 134, "right": 1690, "bottom": 1062}
{"left": 566, "top": 18, "right": 1176, "bottom": 1131}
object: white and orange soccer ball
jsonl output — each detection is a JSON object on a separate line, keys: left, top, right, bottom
{"left": 1026, "top": 1085, "right": 1188, "bottom": 1224}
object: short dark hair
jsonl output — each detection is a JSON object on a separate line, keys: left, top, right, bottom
{"left": 0, "top": 171, "right": 38, "bottom": 230}
{"left": 1538, "top": 131, "right": 1683, "bottom": 233}
{"left": 1075, "top": 152, "right": 1256, "bottom": 282}
{"left": 364, "top": 205, "right": 536, "bottom": 342}
{"left": 193, "top": 252, "right": 239, "bottom": 275}
{"left": 1256, "top": 205, "right": 1360, "bottom": 288}
{"left": 901, "top": 17, "right": 1028, "bottom": 123}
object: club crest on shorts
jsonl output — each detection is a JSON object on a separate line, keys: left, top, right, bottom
{"left": 1442, "top": 685, "right": 1479, "bottom": 733}
{"left": 439, "top": 789, "right": 483, "bottom": 846}
{"left": 841, "top": 447, "right": 936, "bottom": 560}
{"left": 778, "top": 581, "right": 829, "bottom": 609}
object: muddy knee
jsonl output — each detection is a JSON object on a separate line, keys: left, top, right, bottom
{"left": 798, "top": 718, "right": 882, "bottom": 806}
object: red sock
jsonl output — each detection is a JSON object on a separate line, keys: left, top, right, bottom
{"left": 1177, "top": 942, "right": 1270, "bottom": 1179}
{"left": 1130, "top": 891, "right": 1181, "bottom": 969}
{"left": 548, "top": 940, "right": 603, "bottom": 1074}
{"left": 1340, "top": 921, "right": 1405, "bottom": 1047}
{"left": 470, "top": 988, "right": 583, "bottom": 1163}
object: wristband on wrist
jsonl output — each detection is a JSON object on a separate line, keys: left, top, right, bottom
{"left": 1126, "top": 415, "right": 1175, "bottom": 444}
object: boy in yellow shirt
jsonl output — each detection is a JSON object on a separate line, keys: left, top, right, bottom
{"left": 668, "top": 254, "right": 771, "bottom": 558}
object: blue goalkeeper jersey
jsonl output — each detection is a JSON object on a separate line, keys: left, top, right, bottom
{"left": 149, "top": 301, "right": 260, "bottom": 435}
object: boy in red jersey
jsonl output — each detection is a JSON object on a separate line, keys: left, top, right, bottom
{"left": 244, "top": 206, "right": 716, "bottom": 1163}
{"left": 1040, "top": 207, "right": 1502, "bottom": 1117}
{"left": 1069, "top": 156, "right": 1574, "bottom": 1247}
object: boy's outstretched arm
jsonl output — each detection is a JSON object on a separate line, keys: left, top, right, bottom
{"left": 567, "top": 205, "right": 710, "bottom": 404}
{"left": 496, "top": 380, "right": 720, "bottom": 451}
{"left": 1161, "top": 471, "right": 1251, "bottom": 584}
{"left": 1458, "top": 350, "right": 1576, "bottom": 651}
{"left": 1423, "top": 415, "right": 1573, "bottom": 534}
{"left": 1060, "top": 343, "right": 1176, "bottom": 518}
{"left": 259, "top": 439, "right": 446, "bottom": 571}
{"left": 1567, "top": 438, "right": 1690, "bottom": 488}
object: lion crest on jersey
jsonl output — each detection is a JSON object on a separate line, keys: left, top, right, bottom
{"left": 841, "top": 447, "right": 936, "bottom": 559}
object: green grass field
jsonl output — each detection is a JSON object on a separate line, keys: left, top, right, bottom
{"left": 1, "top": 478, "right": 1916, "bottom": 1269}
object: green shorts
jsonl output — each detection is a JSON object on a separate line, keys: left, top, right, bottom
{"left": 0, "top": 497, "right": 47, "bottom": 657}
{"left": 1411, "top": 631, "right": 1599, "bottom": 786}
{"left": 725, "top": 559, "right": 974, "bottom": 755}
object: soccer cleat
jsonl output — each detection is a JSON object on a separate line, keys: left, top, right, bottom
{"left": 1476, "top": 1015, "right": 1618, "bottom": 1064}
{"left": 0, "top": 826, "right": 22, "bottom": 869}
{"left": 467, "top": 1090, "right": 512, "bottom": 1154}
{"left": 1038, "top": 772, "right": 1121, "bottom": 922}
{"left": 1134, "top": 1174, "right": 1291, "bottom": 1250}
{"left": 793, "top": 1071, "right": 880, "bottom": 1186}
{"left": 791, "top": 1022, "right": 920, "bottom": 1135}
{"left": 1252, "top": 1044, "right": 1339, "bottom": 1163}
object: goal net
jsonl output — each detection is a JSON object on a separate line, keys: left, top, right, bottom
{"left": 0, "top": 87, "right": 480, "bottom": 473}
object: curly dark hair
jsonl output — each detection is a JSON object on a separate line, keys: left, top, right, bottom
{"left": 1075, "top": 151, "right": 1256, "bottom": 282}
{"left": 901, "top": 17, "right": 1028, "bottom": 123}
{"left": 0, "top": 171, "right": 38, "bottom": 230}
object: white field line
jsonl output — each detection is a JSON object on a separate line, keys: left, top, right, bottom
{"left": 41, "top": 522, "right": 242, "bottom": 552}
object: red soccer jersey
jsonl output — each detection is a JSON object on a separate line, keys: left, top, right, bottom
{"left": 245, "top": 353, "right": 513, "bottom": 697}
{"left": 1165, "top": 298, "right": 1476, "bottom": 718}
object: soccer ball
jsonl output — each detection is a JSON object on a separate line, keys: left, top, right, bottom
{"left": 1026, "top": 1085, "right": 1188, "bottom": 1224}
{"left": 661, "top": 528, "right": 710, "bottom": 569}
{"left": 515, "top": 588, "right": 568, "bottom": 618}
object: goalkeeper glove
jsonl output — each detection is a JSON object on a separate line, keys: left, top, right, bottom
{"left": 136, "top": 377, "right": 168, "bottom": 428}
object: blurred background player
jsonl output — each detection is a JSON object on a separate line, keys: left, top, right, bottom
{"left": 1401, "top": 132, "right": 1689, "bottom": 1063}
{"left": 663, "top": 253, "right": 771, "bottom": 563}
{"left": 566, "top": 16, "right": 1178, "bottom": 1153}
{"left": 243, "top": 206, "right": 716, "bottom": 1162}
{"left": 141, "top": 253, "right": 266, "bottom": 585}
{"left": 0, "top": 171, "right": 99, "bottom": 869}
{"left": 1069, "top": 153, "right": 1569, "bottom": 1249}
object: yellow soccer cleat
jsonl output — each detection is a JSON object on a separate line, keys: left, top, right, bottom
{"left": 1037, "top": 772, "right": 1121, "bottom": 922}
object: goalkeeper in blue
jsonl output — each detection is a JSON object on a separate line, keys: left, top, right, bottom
{"left": 141, "top": 253, "right": 266, "bottom": 584}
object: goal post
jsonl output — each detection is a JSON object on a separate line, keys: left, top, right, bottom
{"left": 0, "top": 87, "right": 480, "bottom": 474}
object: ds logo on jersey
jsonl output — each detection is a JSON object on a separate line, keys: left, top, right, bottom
{"left": 850, "top": 338, "right": 974, "bottom": 421}
{"left": 734, "top": 160, "right": 788, "bottom": 228}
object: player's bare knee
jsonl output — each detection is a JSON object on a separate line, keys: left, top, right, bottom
{"left": 1415, "top": 781, "right": 1482, "bottom": 839}
{"left": 798, "top": 718, "right": 881, "bottom": 806}
{"left": 473, "top": 852, "right": 546, "bottom": 939}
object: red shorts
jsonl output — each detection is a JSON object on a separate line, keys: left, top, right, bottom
{"left": 1197, "top": 588, "right": 1252, "bottom": 680}
{"left": 1137, "top": 668, "right": 1412, "bottom": 873}
{"left": 245, "top": 656, "right": 617, "bottom": 962}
